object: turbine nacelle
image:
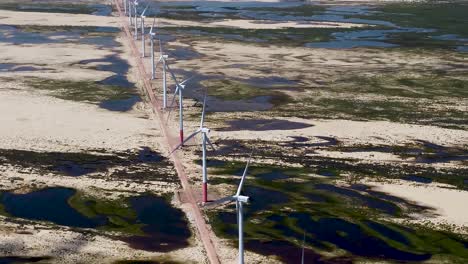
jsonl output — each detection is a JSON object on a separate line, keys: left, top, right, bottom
{"left": 200, "top": 127, "right": 210, "bottom": 134}
{"left": 234, "top": 195, "right": 249, "bottom": 203}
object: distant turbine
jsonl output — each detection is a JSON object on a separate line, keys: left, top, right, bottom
{"left": 133, "top": 0, "right": 139, "bottom": 40}
{"left": 128, "top": 0, "right": 132, "bottom": 25}
{"left": 166, "top": 71, "right": 195, "bottom": 144}
{"left": 139, "top": 4, "right": 149, "bottom": 57}
{"left": 155, "top": 38, "right": 170, "bottom": 108}
{"left": 123, "top": 0, "right": 127, "bottom": 15}
{"left": 172, "top": 93, "right": 215, "bottom": 203}
{"left": 149, "top": 18, "right": 157, "bottom": 80}
{"left": 211, "top": 154, "right": 252, "bottom": 264}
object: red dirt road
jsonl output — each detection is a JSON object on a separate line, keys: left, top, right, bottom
{"left": 113, "top": 1, "right": 221, "bottom": 263}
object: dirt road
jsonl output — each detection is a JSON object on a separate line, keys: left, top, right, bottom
{"left": 112, "top": 1, "right": 221, "bottom": 263}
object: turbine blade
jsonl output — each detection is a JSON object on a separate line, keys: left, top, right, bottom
{"left": 200, "top": 92, "right": 207, "bottom": 128}
{"left": 149, "top": 17, "right": 156, "bottom": 34}
{"left": 171, "top": 130, "right": 201, "bottom": 153}
{"left": 165, "top": 63, "right": 181, "bottom": 88}
{"left": 159, "top": 38, "right": 163, "bottom": 54}
{"left": 165, "top": 90, "right": 179, "bottom": 122}
{"left": 180, "top": 75, "right": 196, "bottom": 86}
{"left": 206, "top": 136, "right": 215, "bottom": 151}
{"left": 235, "top": 152, "right": 253, "bottom": 196}
{"left": 140, "top": 4, "right": 149, "bottom": 16}
{"left": 209, "top": 195, "right": 235, "bottom": 206}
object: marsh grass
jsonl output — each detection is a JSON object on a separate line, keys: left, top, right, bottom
{"left": 201, "top": 79, "right": 291, "bottom": 105}
{"left": 162, "top": 26, "right": 372, "bottom": 47}
{"left": 362, "top": 2, "right": 468, "bottom": 37}
{"left": 24, "top": 77, "right": 137, "bottom": 105}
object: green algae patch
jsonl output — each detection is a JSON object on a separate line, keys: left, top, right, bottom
{"left": 0, "top": 3, "right": 108, "bottom": 15}
{"left": 68, "top": 192, "right": 144, "bottom": 235}
{"left": 24, "top": 77, "right": 136, "bottom": 104}
{"left": 201, "top": 79, "right": 291, "bottom": 105}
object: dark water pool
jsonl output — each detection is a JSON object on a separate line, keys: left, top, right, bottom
{"left": 123, "top": 195, "right": 191, "bottom": 252}
{"left": 0, "top": 188, "right": 191, "bottom": 252}
{"left": 0, "top": 188, "right": 106, "bottom": 228}
{"left": 0, "top": 256, "right": 51, "bottom": 264}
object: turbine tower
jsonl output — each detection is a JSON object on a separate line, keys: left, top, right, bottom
{"left": 166, "top": 71, "right": 194, "bottom": 144}
{"left": 211, "top": 155, "right": 252, "bottom": 264}
{"left": 128, "top": 0, "right": 132, "bottom": 25}
{"left": 172, "top": 94, "right": 215, "bottom": 203}
{"left": 133, "top": 0, "right": 139, "bottom": 40}
{"left": 155, "top": 39, "right": 169, "bottom": 108}
{"left": 139, "top": 4, "right": 149, "bottom": 57}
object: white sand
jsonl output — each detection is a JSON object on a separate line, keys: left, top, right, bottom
{"left": 368, "top": 180, "right": 468, "bottom": 229}
{"left": 0, "top": 10, "right": 119, "bottom": 27}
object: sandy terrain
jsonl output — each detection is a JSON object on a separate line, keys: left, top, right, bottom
{"left": 0, "top": 7, "right": 208, "bottom": 263}
{"left": 0, "top": 10, "right": 119, "bottom": 27}
{"left": 159, "top": 17, "right": 369, "bottom": 29}
{"left": 368, "top": 180, "right": 468, "bottom": 231}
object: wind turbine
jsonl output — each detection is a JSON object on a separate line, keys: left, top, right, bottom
{"left": 139, "top": 4, "right": 149, "bottom": 57}
{"left": 149, "top": 18, "right": 157, "bottom": 79}
{"left": 172, "top": 93, "right": 215, "bottom": 203}
{"left": 123, "top": 0, "right": 127, "bottom": 15}
{"left": 166, "top": 70, "right": 194, "bottom": 144}
{"left": 133, "top": 0, "right": 139, "bottom": 40}
{"left": 155, "top": 38, "right": 170, "bottom": 108}
{"left": 128, "top": 0, "right": 132, "bottom": 25}
{"left": 210, "top": 155, "right": 252, "bottom": 264}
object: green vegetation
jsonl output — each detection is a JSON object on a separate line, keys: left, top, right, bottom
{"left": 201, "top": 79, "right": 291, "bottom": 105}
{"left": 206, "top": 160, "right": 468, "bottom": 262}
{"left": 24, "top": 77, "right": 136, "bottom": 104}
{"left": 243, "top": 4, "right": 325, "bottom": 16}
{"left": 0, "top": 148, "right": 177, "bottom": 182}
{"left": 0, "top": 2, "right": 107, "bottom": 15}
{"left": 15, "top": 25, "right": 119, "bottom": 34}
{"left": 68, "top": 192, "right": 144, "bottom": 235}
{"left": 365, "top": 2, "right": 468, "bottom": 37}
{"left": 162, "top": 26, "right": 372, "bottom": 46}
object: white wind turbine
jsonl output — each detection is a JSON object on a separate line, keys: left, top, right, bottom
{"left": 149, "top": 18, "right": 158, "bottom": 79}
{"left": 211, "top": 155, "right": 252, "bottom": 264}
{"left": 133, "top": 0, "right": 139, "bottom": 40}
{"left": 155, "top": 38, "right": 170, "bottom": 108}
{"left": 166, "top": 71, "right": 194, "bottom": 144}
{"left": 128, "top": 0, "right": 132, "bottom": 25}
{"left": 123, "top": 0, "right": 127, "bottom": 15}
{"left": 139, "top": 4, "right": 149, "bottom": 57}
{"left": 172, "top": 93, "right": 215, "bottom": 203}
